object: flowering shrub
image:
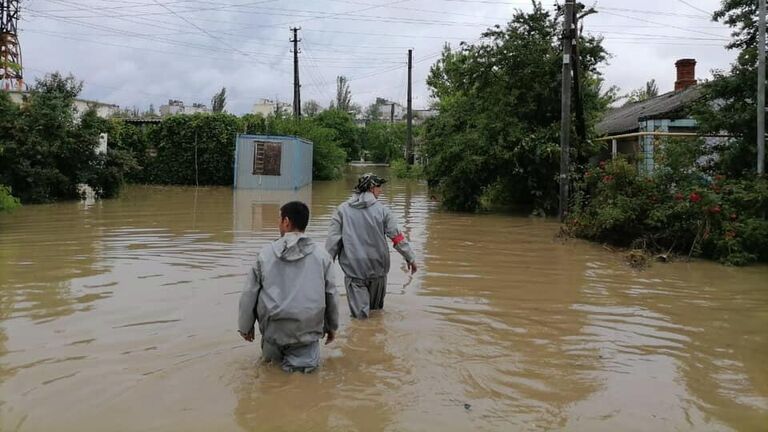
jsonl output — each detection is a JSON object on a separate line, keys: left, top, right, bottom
{"left": 568, "top": 141, "right": 768, "bottom": 265}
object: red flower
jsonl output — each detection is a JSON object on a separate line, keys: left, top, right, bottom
{"left": 730, "top": 213, "right": 738, "bottom": 221}
{"left": 709, "top": 206, "right": 721, "bottom": 214}
{"left": 674, "top": 192, "right": 684, "bottom": 201}
{"left": 602, "top": 175, "right": 614, "bottom": 183}
{"left": 725, "top": 230, "right": 736, "bottom": 240}
{"left": 689, "top": 192, "right": 702, "bottom": 203}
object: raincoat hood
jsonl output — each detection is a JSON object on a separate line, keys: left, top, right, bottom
{"left": 271, "top": 232, "right": 315, "bottom": 261}
{"left": 348, "top": 192, "right": 378, "bottom": 209}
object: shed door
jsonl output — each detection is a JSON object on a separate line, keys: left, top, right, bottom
{"left": 252, "top": 140, "right": 282, "bottom": 176}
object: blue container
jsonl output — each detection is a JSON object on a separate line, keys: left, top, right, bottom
{"left": 233, "top": 134, "right": 313, "bottom": 190}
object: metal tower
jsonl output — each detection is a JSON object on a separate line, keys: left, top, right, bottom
{"left": 1, "top": 0, "right": 23, "bottom": 91}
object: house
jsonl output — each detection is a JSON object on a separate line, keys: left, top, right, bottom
{"left": 375, "top": 98, "right": 406, "bottom": 122}
{"left": 596, "top": 59, "right": 702, "bottom": 172}
{"left": 159, "top": 99, "right": 210, "bottom": 116}
{"left": 233, "top": 134, "right": 313, "bottom": 190}
{"left": 6, "top": 90, "right": 120, "bottom": 118}
{"left": 252, "top": 98, "right": 292, "bottom": 117}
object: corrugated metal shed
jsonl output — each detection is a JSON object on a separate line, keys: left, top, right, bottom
{"left": 596, "top": 86, "right": 702, "bottom": 135}
{"left": 233, "top": 134, "right": 313, "bottom": 190}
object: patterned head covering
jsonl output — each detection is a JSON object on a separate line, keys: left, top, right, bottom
{"left": 355, "top": 172, "right": 387, "bottom": 193}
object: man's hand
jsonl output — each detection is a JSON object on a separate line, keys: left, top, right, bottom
{"left": 407, "top": 261, "right": 418, "bottom": 274}
{"left": 324, "top": 330, "right": 336, "bottom": 345}
{"left": 238, "top": 329, "right": 254, "bottom": 342}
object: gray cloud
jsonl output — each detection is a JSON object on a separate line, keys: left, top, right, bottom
{"left": 18, "top": 0, "right": 735, "bottom": 113}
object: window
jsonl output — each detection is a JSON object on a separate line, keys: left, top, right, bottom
{"left": 252, "top": 140, "right": 282, "bottom": 176}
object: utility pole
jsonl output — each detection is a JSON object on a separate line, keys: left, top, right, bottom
{"left": 571, "top": 4, "right": 596, "bottom": 146}
{"left": 758, "top": 0, "right": 766, "bottom": 175}
{"left": 559, "top": 0, "right": 575, "bottom": 221}
{"left": 0, "top": 0, "right": 23, "bottom": 91}
{"left": 390, "top": 103, "right": 395, "bottom": 124}
{"left": 406, "top": 49, "right": 414, "bottom": 165}
{"left": 290, "top": 27, "right": 301, "bottom": 119}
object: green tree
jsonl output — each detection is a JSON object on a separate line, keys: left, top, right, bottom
{"left": 302, "top": 100, "right": 321, "bottom": 117}
{"left": 332, "top": 76, "right": 352, "bottom": 112}
{"left": 313, "top": 109, "right": 360, "bottom": 160}
{"left": 624, "top": 79, "right": 659, "bottom": 104}
{"left": 694, "top": 0, "right": 768, "bottom": 176}
{"left": 423, "top": 3, "right": 610, "bottom": 212}
{"left": 211, "top": 87, "right": 226, "bottom": 113}
{"left": 0, "top": 73, "right": 135, "bottom": 203}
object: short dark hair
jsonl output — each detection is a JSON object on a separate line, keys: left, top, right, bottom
{"left": 280, "top": 201, "right": 310, "bottom": 231}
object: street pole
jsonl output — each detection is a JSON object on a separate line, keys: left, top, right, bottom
{"left": 559, "top": 0, "right": 575, "bottom": 221}
{"left": 290, "top": 27, "right": 302, "bottom": 119}
{"left": 758, "top": 0, "right": 766, "bottom": 175}
{"left": 406, "top": 49, "right": 414, "bottom": 165}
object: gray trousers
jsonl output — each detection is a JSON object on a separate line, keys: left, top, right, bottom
{"left": 345, "top": 276, "right": 387, "bottom": 319}
{"left": 261, "top": 339, "right": 320, "bottom": 373}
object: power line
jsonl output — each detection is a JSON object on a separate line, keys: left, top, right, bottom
{"left": 676, "top": 0, "right": 713, "bottom": 17}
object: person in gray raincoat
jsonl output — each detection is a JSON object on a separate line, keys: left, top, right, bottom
{"left": 325, "top": 173, "right": 417, "bottom": 319}
{"left": 238, "top": 201, "right": 339, "bottom": 373}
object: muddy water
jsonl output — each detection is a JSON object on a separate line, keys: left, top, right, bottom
{"left": 1, "top": 170, "right": 767, "bottom": 431}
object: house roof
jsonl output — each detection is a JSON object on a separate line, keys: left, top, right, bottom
{"left": 596, "top": 85, "right": 702, "bottom": 136}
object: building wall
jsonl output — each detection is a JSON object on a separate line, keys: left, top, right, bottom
{"left": 234, "top": 134, "right": 313, "bottom": 190}
{"left": 7, "top": 91, "right": 118, "bottom": 118}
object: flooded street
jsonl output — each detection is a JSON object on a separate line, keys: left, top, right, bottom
{"left": 1, "top": 169, "right": 767, "bottom": 431}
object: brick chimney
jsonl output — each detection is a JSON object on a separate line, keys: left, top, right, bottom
{"left": 674, "top": 58, "right": 697, "bottom": 91}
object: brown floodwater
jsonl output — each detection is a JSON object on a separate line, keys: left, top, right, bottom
{"left": 1, "top": 169, "right": 767, "bottom": 431}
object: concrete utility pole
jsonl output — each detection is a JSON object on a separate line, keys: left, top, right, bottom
{"left": 390, "top": 103, "right": 395, "bottom": 124}
{"left": 759, "top": 0, "right": 766, "bottom": 175}
{"left": 406, "top": 49, "right": 414, "bottom": 165}
{"left": 559, "top": 0, "right": 575, "bottom": 221}
{"left": 290, "top": 27, "right": 302, "bottom": 119}
{"left": 572, "top": 5, "right": 597, "bottom": 146}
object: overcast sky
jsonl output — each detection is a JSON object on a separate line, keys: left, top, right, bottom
{"left": 17, "top": 0, "right": 735, "bottom": 114}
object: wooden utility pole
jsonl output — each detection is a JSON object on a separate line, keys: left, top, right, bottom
{"left": 559, "top": 0, "right": 575, "bottom": 221}
{"left": 759, "top": 0, "right": 766, "bottom": 175}
{"left": 406, "top": 49, "right": 414, "bottom": 165}
{"left": 290, "top": 27, "right": 302, "bottom": 119}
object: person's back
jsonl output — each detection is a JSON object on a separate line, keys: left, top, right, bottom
{"left": 326, "top": 173, "right": 417, "bottom": 319}
{"left": 238, "top": 201, "right": 338, "bottom": 373}
{"left": 335, "top": 192, "right": 392, "bottom": 280}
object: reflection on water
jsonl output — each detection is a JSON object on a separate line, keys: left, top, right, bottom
{"left": 1, "top": 169, "right": 767, "bottom": 431}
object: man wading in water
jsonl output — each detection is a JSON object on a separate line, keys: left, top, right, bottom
{"left": 238, "top": 201, "right": 339, "bottom": 372}
{"left": 326, "top": 173, "right": 417, "bottom": 319}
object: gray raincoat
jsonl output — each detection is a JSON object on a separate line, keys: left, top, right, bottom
{"left": 325, "top": 192, "right": 415, "bottom": 318}
{"left": 238, "top": 233, "right": 339, "bottom": 348}
{"left": 326, "top": 192, "right": 415, "bottom": 279}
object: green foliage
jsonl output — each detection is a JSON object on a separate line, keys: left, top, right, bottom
{"left": 142, "top": 113, "right": 242, "bottom": 185}
{"left": 332, "top": 76, "right": 352, "bottom": 112}
{"left": 391, "top": 159, "right": 423, "bottom": 179}
{"left": 569, "top": 140, "right": 768, "bottom": 265}
{"left": 693, "top": 0, "right": 768, "bottom": 176}
{"left": 0, "top": 184, "right": 20, "bottom": 212}
{"left": 422, "top": 2, "right": 611, "bottom": 212}
{"left": 0, "top": 73, "right": 136, "bottom": 203}
{"left": 358, "top": 122, "right": 406, "bottom": 163}
{"left": 312, "top": 109, "right": 360, "bottom": 160}
{"left": 624, "top": 79, "right": 659, "bottom": 104}
{"left": 211, "top": 87, "right": 226, "bottom": 113}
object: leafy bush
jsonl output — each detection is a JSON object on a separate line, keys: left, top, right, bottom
{"left": 0, "top": 184, "right": 20, "bottom": 212}
{"left": 569, "top": 140, "right": 768, "bottom": 265}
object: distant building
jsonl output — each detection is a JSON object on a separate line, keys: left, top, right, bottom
{"left": 6, "top": 90, "right": 120, "bottom": 118}
{"left": 252, "top": 98, "right": 292, "bottom": 117}
{"left": 412, "top": 109, "right": 438, "bottom": 125}
{"left": 375, "top": 98, "right": 406, "bottom": 122}
{"left": 159, "top": 99, "right": 210, "bottom": 116}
